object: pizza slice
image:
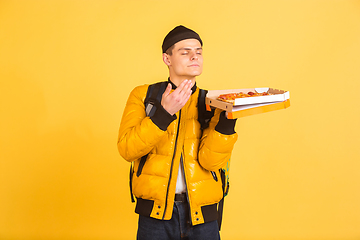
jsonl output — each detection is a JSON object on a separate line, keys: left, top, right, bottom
{"left": 217, "top": 91, "right": 271, "bottom": 103}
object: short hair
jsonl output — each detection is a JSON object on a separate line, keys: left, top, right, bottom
{"left": 165, "top": 44, "right": 175, "bottom": 56}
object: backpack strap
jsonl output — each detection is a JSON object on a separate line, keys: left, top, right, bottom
{"left": 129, "top": 162, "right": 135, "bottom": 203}
{"left": 197, "top": 88, "right": 215, "bottom": 130}
{"left": 137, "top": 82, "right": 167, "bottom": 177}
{"left": 198, "top": 89, "right": 227, "bottom": 230}
{"left": 129, "top": 81, "right": 168, "bottom": 203}
{"left": 145, "top": 81, "right": 168, "bottom": 117}
{"left": 217, "top": 169, "right": 226, "bottom": 230}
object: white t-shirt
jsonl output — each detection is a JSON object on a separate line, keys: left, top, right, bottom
{"left": 175, "top": 156, "right": 186, "bottom": 194}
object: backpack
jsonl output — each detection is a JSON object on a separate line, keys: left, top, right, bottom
{"left": 129, "top": 81, "right": 231, "bottom": 230}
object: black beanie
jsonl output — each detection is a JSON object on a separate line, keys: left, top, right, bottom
{"left": 162, "top": 25, "right": 203, "bottom": 53}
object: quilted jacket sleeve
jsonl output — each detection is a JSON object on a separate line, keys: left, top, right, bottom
{"left": 198, "top": 109, "right": 238, "bottom": 171}
{"left": 117, "top": 85, "right": 176, "bottom": 162}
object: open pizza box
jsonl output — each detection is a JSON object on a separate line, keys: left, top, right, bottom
{"left": 205, "top": 88, "right": 290, "bottom": 119}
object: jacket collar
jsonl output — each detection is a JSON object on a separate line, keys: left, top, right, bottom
{"left": 168, "top": 78, "right": 197, "bottom": 95}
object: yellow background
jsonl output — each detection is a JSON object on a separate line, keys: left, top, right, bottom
{"left": 1, "top": 0, "right": 359, "bottom": 239}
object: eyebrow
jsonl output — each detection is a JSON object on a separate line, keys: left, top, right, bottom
{"left": 178, "top": 47, "right": 203, "bottom": 51}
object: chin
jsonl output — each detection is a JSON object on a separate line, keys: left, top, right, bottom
{"left": 189, "top": 71, "right": 202, "bottom": 77}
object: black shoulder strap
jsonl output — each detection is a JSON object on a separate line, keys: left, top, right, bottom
{"left": 198, "top": 88, "right": 226, "bottom": 230}
{"left": 145, "top": 81, "right": 168, "bottom": 117}
{"left": 217, "top": 169, "right": 226, "bottom": 230}
{"left": 129, "top": 81, "right": 168, "bottom": 203}
{"left": 198, "top": 88, "right": 215, "bottom": 130}
{"left": 138, "top": 81, "right": 168, "bottom": 176}
{"left": 129, "top": 162, "right": 135, "bottom": 203}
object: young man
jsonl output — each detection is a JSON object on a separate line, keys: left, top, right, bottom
{"left": 118, "top": 25, "right": 238, "bottom": 240}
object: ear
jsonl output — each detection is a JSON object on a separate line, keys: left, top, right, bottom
{"left": 162, "top": 53, "right": 171, "bottom": 66}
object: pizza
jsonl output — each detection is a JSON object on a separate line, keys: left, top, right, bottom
{"left": 217, "top": 91, "right": 271, "bottom": 103}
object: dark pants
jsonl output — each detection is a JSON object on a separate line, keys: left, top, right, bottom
{"left": 137, "top": 200, "right": 220, "bottom": 240}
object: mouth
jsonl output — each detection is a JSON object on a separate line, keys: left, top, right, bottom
{"left": 188, "top": 64, "right": 200, "bottom": 67}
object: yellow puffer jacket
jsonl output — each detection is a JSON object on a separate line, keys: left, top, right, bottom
{"left": 117, "top": 81, "right": 238, "bottom": 226}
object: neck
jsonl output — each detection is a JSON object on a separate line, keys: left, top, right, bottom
{"left": 169, "top": 75, "right": 196, "bottom": 87}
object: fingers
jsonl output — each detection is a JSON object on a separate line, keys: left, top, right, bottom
{"left": 160, "top": 80, "right": 194, "bottom": 115}
{"left": 162, "top": 83, "right": 172, "bottom": 98}
{"left": 175, "top": 80, "right": 193, "bottom": 97}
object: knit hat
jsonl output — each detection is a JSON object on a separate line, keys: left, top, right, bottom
{"left": 162, "top": 25, "right": 203, "bottom": 53}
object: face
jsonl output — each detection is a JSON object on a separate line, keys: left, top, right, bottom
{"left": 163, "top": 39, "right": 203, "bottom": 80}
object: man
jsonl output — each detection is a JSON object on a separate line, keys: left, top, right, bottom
{"left": 117, "top": 25, "right": 238, "bottom": 240}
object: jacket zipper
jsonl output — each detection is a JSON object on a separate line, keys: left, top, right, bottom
{"left": 162, "top": 110, "right": 181, "bottom": 220}
{"left": 181, "top": 152, "right": 193, "bottom": 226}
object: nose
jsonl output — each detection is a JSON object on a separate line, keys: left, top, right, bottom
{"left": 191, "top": 51, "right": 198, "bottom": 60}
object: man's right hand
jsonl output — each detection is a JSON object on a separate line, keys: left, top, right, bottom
{"left": 161, "top": 80, "right": 193, "bottom": 116}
